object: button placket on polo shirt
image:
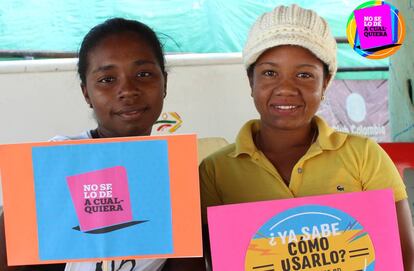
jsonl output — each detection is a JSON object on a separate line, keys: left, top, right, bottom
{"left": 289, "top": 143, "right": 324, "bottom": 195}
{"left": 252, "top": 150, "right": 294, "bottom": 196}
{"left": 289, "top": 162, "right": 304, "bottom": 195}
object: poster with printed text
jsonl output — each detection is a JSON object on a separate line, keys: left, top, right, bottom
{"left": 0, "top": 134, "right": 202, "bottom": 265}
{"left": 317, "top": 80, "right": 390, "bottom": 142}
{"left": 208, "top": 189, "right": 403, "bottom": 271}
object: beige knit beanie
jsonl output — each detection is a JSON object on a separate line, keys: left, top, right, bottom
{"left": 243, "top": 4, "right": 337, "bottom": 84}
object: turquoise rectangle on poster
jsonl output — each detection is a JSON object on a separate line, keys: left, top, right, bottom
{"left": 32, "top": 140, "right": 172, "bottom": 260}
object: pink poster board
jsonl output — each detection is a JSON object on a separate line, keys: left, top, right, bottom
{"left": 207, "top": 189, "right": 403, "bottom": 271}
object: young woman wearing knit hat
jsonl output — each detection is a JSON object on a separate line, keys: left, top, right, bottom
{"left": 198, "top": 4, "right": 414, "bottom": 270}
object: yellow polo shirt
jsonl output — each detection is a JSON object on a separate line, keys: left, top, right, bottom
{"left": 200, "top": 116, "right": 407, "bottom": 222}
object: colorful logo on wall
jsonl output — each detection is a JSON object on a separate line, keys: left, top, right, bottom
{"left": 346, "top": 1, "right": 405, "bottom": 59}
{"left": 245, "top": 205, "right": 375, "bottom": 271}
{"left": 154, "top": 112, "right": 182, "bottom": 133}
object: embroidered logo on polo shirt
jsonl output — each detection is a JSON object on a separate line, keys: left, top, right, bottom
{"left": 337, "top": 185, "right": 345, "bottom": 192}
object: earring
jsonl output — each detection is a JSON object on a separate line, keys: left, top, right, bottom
{"left": 88, "top": 103, "right": 93, "bottom": 108}
{"left": 321, "top": 93, "right": 326, "bottom": 101}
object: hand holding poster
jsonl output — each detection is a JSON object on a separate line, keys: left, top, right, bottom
{"left": 208, "top": 190, "right": 403, "bottom": 271}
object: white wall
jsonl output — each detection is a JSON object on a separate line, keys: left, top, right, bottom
{"left": 0, "top": 54, "right": 258, "bottom": 144}
{"left": 0, "top": 54, "right": 259, "bottom": 205}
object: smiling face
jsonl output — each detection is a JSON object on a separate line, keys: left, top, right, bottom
{"left": 249, "top": 45, "right": 330, "bottom": 132}
{"left": 82, "top": 32, "right": 166, "bottom": 138}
